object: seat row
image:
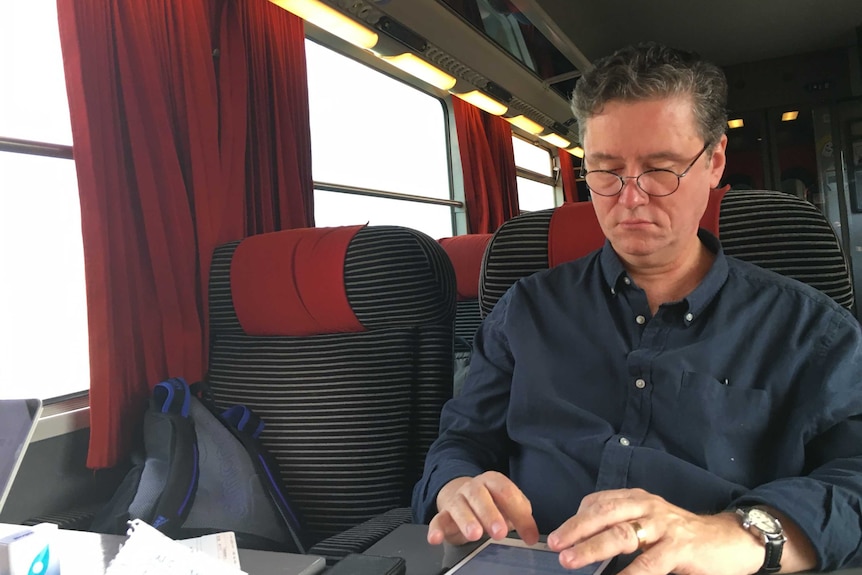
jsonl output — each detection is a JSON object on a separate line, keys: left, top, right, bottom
{"left": 204, "top": 188, "right": 852, "bottom": 561}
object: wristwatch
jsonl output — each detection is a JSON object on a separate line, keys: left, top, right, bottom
{"left": 736, "top": 506, "right": 787, "bottom": 574}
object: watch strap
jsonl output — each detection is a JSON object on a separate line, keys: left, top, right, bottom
{"left": 758, "top": 536, "right": 783, "bottom": 574}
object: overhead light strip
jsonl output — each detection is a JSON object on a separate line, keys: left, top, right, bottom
{"left": 566, "top": 146, "right": 585, "bottom": 158}
{"left": 539, "top": 132, "right": 571, "bottom": 149}
{"left": 274, "top": 0, "right": 583, "bottom": 142}
{"left": 453, "top": 90, "right": 508, "bottom": 116}
{"left": 268, "top": 0, "right": 379, "bottom": 49}
{"left": 381, "top": 53, "right": 456, "bottom": 90}
{"left": 507, "top": 115, "right": 544, "bottom": 135}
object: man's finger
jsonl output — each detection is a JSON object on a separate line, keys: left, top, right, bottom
{"left": 558, "top": 521, "right": 645, "bottom": 570}
{"left": 550, "top": 490, "right": 654, "bottom": 549}
{"left": 488, "top": 480, "right": 539, "bottom": 544}
{"left": 428, "top": 510, "right": 469, "bottom": 546}
{"left": 458, "top": 475, "right": 514, "bottom": 539}
{"left": 617, "top": 539, "right": 678, "bottom": 575}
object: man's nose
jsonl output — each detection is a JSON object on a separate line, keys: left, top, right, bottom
{"left": 617, "top": 176, "right": 648, "bottom": 207}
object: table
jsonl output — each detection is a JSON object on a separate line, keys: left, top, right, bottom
{"left": 365, "top": 523, "right": 862, "bottom": 575}
{"left": 0, "top": 523, "right": 326, "bottom": 575}
{"left": 365, "top": 524, "right": 478, "bottom": 575}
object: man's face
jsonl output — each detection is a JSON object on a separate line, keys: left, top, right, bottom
{"left": 583, "top": 96, "right": 727, "bottom": 265}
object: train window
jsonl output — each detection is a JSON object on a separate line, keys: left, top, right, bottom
{"left": 306, "top": 40, "right": 454, "bottom": 237}
{"left": 516, "top": 176, "right": 556, "bottom": 212}
{"left": 0, "top": 1, "right": 72, "bottom": 145}
{"left": 314, "top": 189, "right": 454, "bottom": 239}
{"left": 0, "top": 153, "right": 89, "bottom": 400}
{"left": 0, "top": 0, "right": 87, "bottom": 400}
{"left": 512, "top": 135, "right": 556, "bottom": 212}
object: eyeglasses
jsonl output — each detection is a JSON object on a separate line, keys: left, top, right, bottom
{"left": 580, "top": 143, "right": 710, "bottom": 197}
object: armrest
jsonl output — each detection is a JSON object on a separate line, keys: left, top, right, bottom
{"left": 308, "top": 507, "right": 414, "bottom": 564}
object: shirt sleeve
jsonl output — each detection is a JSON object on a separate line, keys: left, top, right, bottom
{"left": 730, "top": 307, "right": 862, "bottom": 570}
{"left": 411, "top": 288, "right": 518, "bottom": 523}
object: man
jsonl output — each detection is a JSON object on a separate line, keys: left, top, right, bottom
{"left": 412, "top": 42, "right": 862, "bottom": 574}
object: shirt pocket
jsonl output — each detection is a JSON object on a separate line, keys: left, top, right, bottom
{"left": 670, "top": 371, "right": 772, "bottom": 486}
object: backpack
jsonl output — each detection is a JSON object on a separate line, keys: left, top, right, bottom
{"left": 453, "top": 335, "right": 473, "bottom": 397}
{"left": 91, "top": 377, "right": 306, "bottom": 553}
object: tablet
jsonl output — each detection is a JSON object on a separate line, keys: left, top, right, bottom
{"left": 443, "top": 538, "right": 611, "bottom": 575}
{"left": 0, "top": 398, "right": 42, "bottom": 512}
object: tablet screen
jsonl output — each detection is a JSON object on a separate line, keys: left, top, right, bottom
{"left": 444, "top": 539, "right": 610, "bottom": 575}
{"left": 0, "top": 398, "right": 42, "bottom": 512}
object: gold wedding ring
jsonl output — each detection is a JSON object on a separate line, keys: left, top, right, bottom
{"left": 630, "top": 520, "right": 647, "bottom": 551}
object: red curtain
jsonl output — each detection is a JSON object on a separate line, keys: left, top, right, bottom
{"left": 559, "top": 149, "right": 580, "bottom": 203}
{"left": 452, "top": 98, "right": 519, "bottom": 233}
{"left": 57, "top": 0, "right": 313, "bottom": 468}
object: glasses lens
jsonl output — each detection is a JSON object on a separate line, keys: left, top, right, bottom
{"left": 585, "top": 172, "right": 622, "bottom": 196}
{"left": 637, "top": 170, "right": 680, "bottom": 196}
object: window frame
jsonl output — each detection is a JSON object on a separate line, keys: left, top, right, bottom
{"left": 512, "top": 133, "right": 561, "bottom": 212}
{"left": 304, "top": 35, "right": 461, "bottom": 237}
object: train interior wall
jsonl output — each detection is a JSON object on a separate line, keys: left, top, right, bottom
{"left": 5, "top": 39, "right": 862, "bottom": 529}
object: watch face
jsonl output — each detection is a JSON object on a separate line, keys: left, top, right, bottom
{"left": 748, "top": 508, "right": 781, "bottom": 534}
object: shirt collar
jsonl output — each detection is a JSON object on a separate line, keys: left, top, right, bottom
{"left": 599, "top": 229, "right": 729, "bottom": 323}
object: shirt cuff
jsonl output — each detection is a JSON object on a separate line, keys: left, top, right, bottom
{"left": 413, "top": 459, "right": 486, "bottom": 523}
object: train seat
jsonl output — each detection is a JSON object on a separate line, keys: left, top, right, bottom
{"left": 479, "top": 189, "right": 853, "bottom": 317}
{"left": 438, "top": 234, "right": 492, "bottom": 396}
{"left": 207, "top": 224, "right": 456, "bottom": 561}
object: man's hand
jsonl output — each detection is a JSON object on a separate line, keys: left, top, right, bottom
{"left": 427, "top": 471, "right": 539, "bottom": 546}
{"left": 546, "top": 488, "right": 766, "bottom": 575}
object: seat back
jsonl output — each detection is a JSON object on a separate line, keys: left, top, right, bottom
{"left": 438, "top": 234, "right": 492, "bottom": 396}
{"left": 480, "top": 189, "right": 853, "bottom": 316}
{"left": 438, "top": 234, "right": 492, "bottom": 349}
{"left": 208, "top": 225, "right": 455, "bottom": 546}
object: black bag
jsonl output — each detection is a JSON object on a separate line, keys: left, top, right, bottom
{"left": 91, "top": 377, "right": 305, "bottom": 553}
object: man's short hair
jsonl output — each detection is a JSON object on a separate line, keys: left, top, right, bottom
{"left": 571, "top": 42, "right": 728, "bottom": 148}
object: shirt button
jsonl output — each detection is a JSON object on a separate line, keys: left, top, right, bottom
{"left": 610, "top": 287, "right": 616, "bottom": 295}
{"left": 619, "top": 437, "right": 631, "bottom": 446}
{"left": 685, "top": 312, "right": 694, "bottom": 322}
{"left": 623, "top": 277, "right": 631, "bottom": 285}
{"left": 635, "top": 315, "right": 646, "bottom": 325}
{"left": 635, "top": 378, "right": 646, "bottom": 389}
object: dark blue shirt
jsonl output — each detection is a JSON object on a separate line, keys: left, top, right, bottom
{"left": 413, "top": 231, "right": 862, "bottom": 570}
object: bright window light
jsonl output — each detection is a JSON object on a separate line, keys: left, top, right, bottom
{"left": 0, "top": 0, "right": 86, "bottom": 400}
{"left": 516, "top": 177, "right": 555, "bottom": 212}
{"left": 0, "top": 153, "right": 89, "bottom": 400}
{"left": 512, "top": 136, "right": 553, "bottom": 177}
{"left": 0, "top": 0, "right": 72, "bottom": 145}
{"left": 314, "top": 190, "right": 453, "bottom": 239}
{"left": 306, "top": 40, "right": 451, "bottom": 201}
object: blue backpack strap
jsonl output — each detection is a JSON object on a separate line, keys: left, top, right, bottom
{"left": 145, "top": 378, "right": 198, "bottom": 536}
{"left": 190, "top": 381, "right": 306, "bottom": 554}
{"left": 221, "top": 405, "right": 264, "bottom": 439}
{"left": 153, "top": 377, "right": 191, "bottom": 417}
{"left": 229, "top": 421, "right": 306, "bottom": 553}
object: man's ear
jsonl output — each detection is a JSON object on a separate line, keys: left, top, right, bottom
{"left": 709, "top": 134, "right": 728, "bottom": 189}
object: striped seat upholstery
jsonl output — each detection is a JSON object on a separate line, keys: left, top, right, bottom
{"left": 480, "top": 190, "right": 853, "bottom": 316}
{"left": 208, "top": 225, "right": 455, "bottom": 560}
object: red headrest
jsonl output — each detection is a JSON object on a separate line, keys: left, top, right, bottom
{"left": 439, "top": 234, "right": 492, "bottom": 300}
{"left": 230, "top": 226, "right": 366, "bottom": 336}
{"left": 547, "top": 187, "right": 728, "bottom": 267}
